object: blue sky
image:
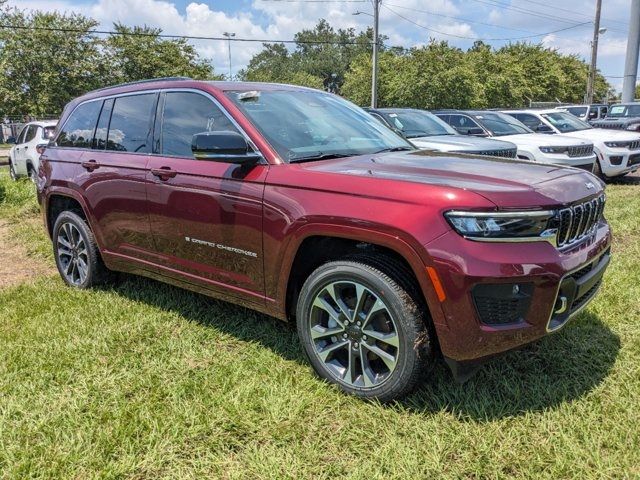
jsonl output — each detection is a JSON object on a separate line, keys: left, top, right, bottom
{"left": 12, "top": 0, "right": 635, "bottom": 95}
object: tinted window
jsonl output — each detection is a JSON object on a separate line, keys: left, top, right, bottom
{"left": 510, "top": 113, "right": 541, "bottom": 130}
{"left": 107, "top": 94, "right": 157, "bottom": 153}
{"left": 567, "top": 107, "right": 588, "bottom": 117}
{"left": 472, "top": 112, "right": 532, "bottom": 136}
{"left": 161, "top": 92, "right": 238, "bottom": 157}
{"left": 381, "top": 110, "right": 456, "bottom": 138}
{"left": 93, "top": 99, "right": 113, "bottom": 150}
{"left": 24, "top": 125, "right": 38, "bottom": 143}
{"left": 449, "top": 114, "right": 482, "bottom": 130}
{"left": 57, "top": 101, "right": 102, "bottom": 148}
{"left": 541, "top": 112, "right": 592, "bottom": 133}
{"left": 16, "top": 126, "right": 28, "bottom": 144}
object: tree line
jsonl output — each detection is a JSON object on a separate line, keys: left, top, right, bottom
{"left": 0, "top": 3, "right": 613, "bottom": 118}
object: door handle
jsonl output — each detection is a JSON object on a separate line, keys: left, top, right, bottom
{"left": 81, "top": 159, "right": 100, "bottom": 172}
{"left": 151, "top": 167, "right": 177, "bottom": 180}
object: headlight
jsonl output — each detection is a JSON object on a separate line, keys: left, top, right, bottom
{"left": 626, "top": 125, "right": 639, "bottom": 131}
{"left": 539, "top": 146, "right": 566, "bottom": 154}
{"left": 604, "top": 141, "right": 628, "bottom": 148}
{"left": 445, "top": 210, "right": 556, "bottom": 239}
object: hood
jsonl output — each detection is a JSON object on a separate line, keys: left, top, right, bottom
{"left": 499, "top": 133, "right": 592, "bottom": 148}
{"left": 410, "top": 135, "right": 516, "bottom": 153}
{"left": 556, "top": 128, "right": 640, "bottom": 143}
{"left": 302, "top": 150, "right": 604, "bottom": 208}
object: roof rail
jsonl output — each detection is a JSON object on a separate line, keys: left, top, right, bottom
{"left": 88, "top": 76, "right": 192, "bottom": 94}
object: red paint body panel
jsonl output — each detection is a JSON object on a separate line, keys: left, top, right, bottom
{"left": 38, "top": 80, "right": 612, "bottom": 364}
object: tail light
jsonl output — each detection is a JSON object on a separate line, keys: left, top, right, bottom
{"left": 36, "top": 144, "right": 47, "bottom": 155}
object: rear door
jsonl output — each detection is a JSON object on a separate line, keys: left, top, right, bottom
{"left": 146, "top": 89, "right": 267, "bottom": 300}
{"left": 54, "top": 93, "right": 157, "bottom": 262}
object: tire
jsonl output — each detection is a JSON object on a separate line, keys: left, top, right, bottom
{"left": 8, "top": 158, "right": 17, "bottom": 181}
{"left": 296, "top": 258, "right": 432, "bottom": 402}
{"left": 593, "top": 158, "right": 609, "bottom": 181}
{"left": 28, "top": 165, "right": 37, "bottom": 183}
{"left": 52, "top": 211, "right": 110, "bottom": 289}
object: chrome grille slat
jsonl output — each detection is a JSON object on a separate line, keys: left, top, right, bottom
{"left": 567, "top": 145, "right": 594, "bottom": 158}
{"left": 556, "top": 195, "right": 605, "bottom": 249}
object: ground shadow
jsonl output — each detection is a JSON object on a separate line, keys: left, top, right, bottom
{"left": 608, "top": 173, "right": 640, "bottom": 186}
{"left": 103, "top": 274, "right": 620, "bottom": 422}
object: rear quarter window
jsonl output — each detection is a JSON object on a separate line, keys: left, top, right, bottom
{"left": 57, "top": 101, "right": 102, "bottom": 148}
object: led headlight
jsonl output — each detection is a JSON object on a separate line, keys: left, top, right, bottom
{"left": 539, "top": 146, "right": 567, "bottom": 154}
{"left": 604, "top": 141, "right": 628, "bottom": 148}
{"left": 445, "top": 210, "right": 556, "bottom": 240}
{"left": 626, "top": 125, "right": 640, "bottom": 131}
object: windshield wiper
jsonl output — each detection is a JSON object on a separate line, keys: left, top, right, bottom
{"left": 288, "top": 152, "right": 354, "bottom": 163}
{"left": 373, "top": 146, "right": 414, "bottom": 153}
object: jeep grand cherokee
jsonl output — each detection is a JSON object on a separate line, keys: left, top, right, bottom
{"left": 37, "top": 79, "right": 611, "bottom": 402}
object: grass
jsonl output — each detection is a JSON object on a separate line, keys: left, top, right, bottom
{"left": 1, "top": 169, "right": 639, "bottom": 479}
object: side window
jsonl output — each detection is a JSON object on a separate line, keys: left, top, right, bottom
{"left": 93, "top": 99, "right": 114, "bottom": 150}
{"left": 512, "top": 113, "right": 540, "bottom": 130}
{"left": 160, "top": 91, "right": 239, "bottom": 158}
{"left": 25, "top": 125, "right": 38, "bottom": 143}
{"left": 450, "top": 115, "right": 481, "bottom": 129}
{"left": 107, "top": 93, "right": 157, "bottom": 153}
{"left": 57, "top": 101, "right": 102, "bottom": 148}
{"left": 16, "top": 125, "right": 28, "bottom": 144}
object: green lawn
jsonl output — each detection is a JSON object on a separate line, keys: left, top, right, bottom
{"left": 1, "top": 169, "right": 639, "bottom": 479}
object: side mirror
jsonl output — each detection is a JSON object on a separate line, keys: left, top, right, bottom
{"left": 536, "top": 124, "right": 554, "bottom": 133}
{"left": 191, "top": 131, "right": 261, "bottom": 165}
{"left": 6, "top": 136, "right": 15, "bottom": 144}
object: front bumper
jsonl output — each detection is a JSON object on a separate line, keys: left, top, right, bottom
{"left": 425, "top": 219, "right": 611, "bottom": 363}
{"left": 537, "top": 153, "right": 596, "bottom": 171}
{"left": 601, "top": 150, "right": 640, "bottom": 177}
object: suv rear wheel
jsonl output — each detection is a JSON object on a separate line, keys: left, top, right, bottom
{"left": 8, "top": 158, "right": 17, "bottom": 181}
{"left": 296, "top": 258, "right": 432, "bottom": 402}
{"left": 53, "top": 211, "right": 110, "bottom": 288}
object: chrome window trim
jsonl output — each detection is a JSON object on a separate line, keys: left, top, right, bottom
{"left": 50, "top": 87, "right": 264, "bottom": 163}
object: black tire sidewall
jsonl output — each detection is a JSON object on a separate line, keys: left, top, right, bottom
{"left": 296, "top": 261, "right": 428, "bottom": 401}
{"left": 8, "top": 159, "right": 16, "bottom": 181}
{"left": 52, "top": 211, "right": 100, "bottom": 289}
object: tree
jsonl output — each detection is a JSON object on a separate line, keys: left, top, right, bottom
{"left": 0, "top": 7, "right": 105, "bottom": 116}
{"left": 103, "top": 23, "right": 218, "bottom": 85}
{"left": 240, "top": 19, "right": 378, "bottom": 92}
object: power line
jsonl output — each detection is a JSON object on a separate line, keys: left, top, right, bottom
{"left": 513, "top": 0, "right": 628, "bottom": 28}
{"left": 382, "top": 5, "right": 592, "bottom": 42}
{"left": 384, "top": 3, "right": 542, "bottom": 35}
{"left": 0, "top": 24, "right": 375, "bottom": 45}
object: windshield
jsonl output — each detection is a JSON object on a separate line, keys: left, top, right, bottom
{"left": 607, "top": 104, "right": 640, "bottom": 118}
{"left": 380, "top": 110, "right": 456, "bottom": 138}
{"left": 472, "top": 112, "right": 533, "bottom": 136}
{"left": 566, "top": 107, "right": 588, "bottom": 117}
{"left": 227, "top": 90, "right": 413, "bottom": 162}
{"left": 541, "top": 112, "right": 592, "bottom": 133}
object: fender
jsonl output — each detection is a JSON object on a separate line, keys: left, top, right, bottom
{"left": 43, "top": 187, "right": 106, "bottom": 250}
{"left": 272, "top": 221, "right": 448, "bottom": 327}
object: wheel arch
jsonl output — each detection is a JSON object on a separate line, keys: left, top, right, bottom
{"left": 278, "top": 226, "right": 446, "bottom": 330}
{"left": 45, "top": 191, "right": 93, "bottom": 238}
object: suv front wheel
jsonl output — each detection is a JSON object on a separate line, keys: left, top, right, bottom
{"left": 296, "top": 258, "right": 432, "bottom": 402}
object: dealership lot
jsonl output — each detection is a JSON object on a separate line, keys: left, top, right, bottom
{"left": 0, "top": 167, "right": 638, "bottom": 478}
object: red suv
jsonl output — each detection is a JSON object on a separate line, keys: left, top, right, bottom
{"left": 37, "top": 78, "right": 611, "bottom": 401}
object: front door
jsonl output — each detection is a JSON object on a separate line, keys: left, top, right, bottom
{"left": 146, "top": 90, "right": 267, "bottom": 300}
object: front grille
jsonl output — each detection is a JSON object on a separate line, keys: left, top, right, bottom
{"left": 627, "top": 140, "right": 640, "bottom": 150}
{"left": 629, "top": 153, "right": 640, "bottom": 166}
{"left": 472, "top": 283, "right": 533, "bottom": 325}
{"left": 555, "top": 195, "right": 605, "bottom": 248}
{"left": 567, "top": 145, "right": 594, "bottom": 157}
{"left": 467, "top": 148, "right": 517, "bottom": 158}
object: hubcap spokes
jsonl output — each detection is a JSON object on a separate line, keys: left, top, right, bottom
{"left": 309, "top": 281, "right": 399, "bottom": 388}
{"left": 56, "top": 223, "right": 88, "bottom": 285}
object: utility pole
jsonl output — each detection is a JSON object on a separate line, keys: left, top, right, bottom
{"left": 586, "top": 0, "right": 603, "bottom": 104}
{"left": 622, "top": 0, "right": 640, "bottom": 102}
{"left": 371, "top": 0, "right": 381, "bottom": 108}
{"left": 223, "top": 32, "right": 235, "bottom": 80}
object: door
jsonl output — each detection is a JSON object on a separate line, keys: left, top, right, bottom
{"left": 13, "top": 125, "right": 32, "bottom": 174}
{"left": 146, "top": 90, "right": 267, "bottom": 299}
{"left": 57, "top": 94, "right": 157, "bottom": 261}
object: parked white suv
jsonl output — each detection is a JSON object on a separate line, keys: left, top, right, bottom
{"left": 434, "top": 110, "right": 596, "bottom": 171}
{"left": 8, "top": 120, "right": 57, "bottom": 181}
{"left": 503, "top": 109, "right": 640, "bottom": 179}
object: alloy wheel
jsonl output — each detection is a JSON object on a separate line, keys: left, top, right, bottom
{"left": 56, "top": 222, "right": 89, "bottom": 286}
{"left": 308, "top": 281, "right": 400, "bottom": 388}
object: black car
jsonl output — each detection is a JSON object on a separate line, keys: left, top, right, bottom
{"left": 590, "top": 103, "right": 640, "bottom": 132}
